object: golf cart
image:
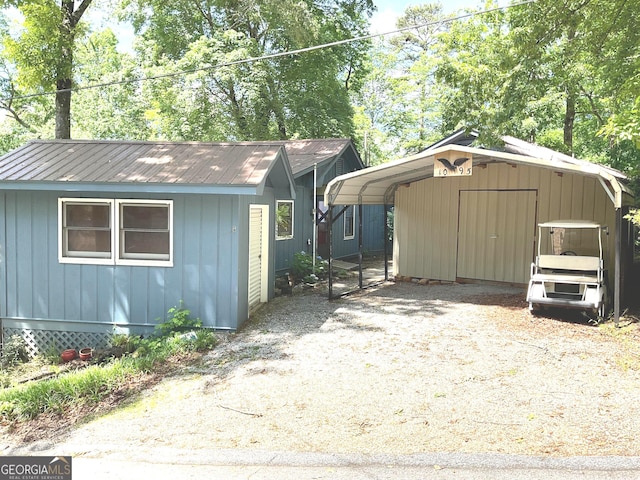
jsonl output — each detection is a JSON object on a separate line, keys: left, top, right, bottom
{"left": 526, "top": 220, "right": 608, "bottom": 318}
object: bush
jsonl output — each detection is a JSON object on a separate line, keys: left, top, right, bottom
{"left": 0, "top": 335, "right": 29, "bottom": 369}
{"left": 0, "top": 303, "right": 220, "bottom": 424}
{"left": 292, "top": 251, "right": 328, "bottom": 284}
{"left": 155, "top": 302, "right": 202, "bottom": 336}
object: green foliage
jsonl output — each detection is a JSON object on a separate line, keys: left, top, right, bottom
{"left": 155, "top": 302, "right": 202, "bottom": 336}
{"left": 39, "top": 346, "right": 63, "bottom": 365}
{"left": 0, "top": 360, "right": 139, "bottom": 421}
{"left": 0, "top": 303, "right": 219, "bottom": 423}
{"left": 118, "top": 0, "right": 373, "bottom": 141}
{"left": 292, "top": 251, "right": 328, "bottom": 284}
{"left": 0, "top": 335, "right": 29, "bottom": 370}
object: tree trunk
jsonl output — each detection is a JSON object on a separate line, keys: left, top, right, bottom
{"left": 55, "top": 78, "right": 72, "bottom": 139}
{"left": 564, "top": 89, "right": 575, "bottom": 154}
{"left": 55, "top": 0, "right": 93, "bottom": 139}
{"left": 56, "top": 0, "right": 75, "bottom": 139}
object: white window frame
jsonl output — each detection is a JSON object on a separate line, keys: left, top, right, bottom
{"left": 59, "top": 198, "right": 115, "bottom": 265}
{"left": 115, "top": 199, "right": 173, "bottom": 267}
{"left": 58, "top": 197, "right": 173, "bottom": 267}
{"left": 275, "top": 200, "right": 294, "bottom": 240}
{"left": 344, "top": 205, "right": 355, "bottom": 240}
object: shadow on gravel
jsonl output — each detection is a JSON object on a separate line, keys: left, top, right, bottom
{"left": 200, "top": 282, "right": 483, "bottom": 382}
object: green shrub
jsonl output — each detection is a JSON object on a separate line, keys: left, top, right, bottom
{"left": 292, "top": 251, "right": 329, "bottom": 284}
{"left": 0, "top": 303, "right": 219, "bottom": 424}
{"left": 155, "top": 302, "right": 202, "bottom": 336}
{"left": 0, "top": 335, "right": 29, "bottom": 369}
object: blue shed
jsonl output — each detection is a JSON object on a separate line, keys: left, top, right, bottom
{"left": 0, "top": 140, "right": 296, "bottom": 354}
{"left": 274, "top": 139, "right": 386, "bottom": 274}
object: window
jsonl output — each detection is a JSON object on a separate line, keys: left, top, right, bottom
{"left": 118, "top": 201, "right": 171, "bottom": 262}
{"left": 276, "top": 200, "right": 294, "bottom": 239}
{"left": 59, "top": 198, "right": 173, "bottom": 266}
{"left": 60, "top": 199, "right": 113, "bottom": 263}
{"left": 344, "top": 205, "right": 355, "bottom": 240}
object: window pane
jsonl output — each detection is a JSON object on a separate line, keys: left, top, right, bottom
{"left": 345, "top": 206, "right": 354, "bottom": 237}
{"left": 123, "top": 231, "right": 170, "bottom": 255}
{"left": 66, "top": 204, "right": 110, "bottom": 228}
{"left": 122, "top": 205, "right": 168, "bottom": 229}
{"left": 67, "top": 230, "right": 111, "bottom": 253}
{"left": 276, "top": 201, "right": 293, "bottom": 237}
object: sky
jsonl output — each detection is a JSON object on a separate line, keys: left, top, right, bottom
{"left": 89, "top": 1, "right": 510, "bottom": 52}
{"left": 370, "top": 0, "right": 507, "bottom": 34}
{"left": 6, "top": 2, "right": 508, "bottom": 54}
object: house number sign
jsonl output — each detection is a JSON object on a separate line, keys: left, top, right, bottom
{"left": 434, "top": 152, "right": 473, "bottom": 177}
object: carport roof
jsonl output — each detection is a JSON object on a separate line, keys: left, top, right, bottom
{"left": 324, "top": 143, "right": 632, "bottom": 209}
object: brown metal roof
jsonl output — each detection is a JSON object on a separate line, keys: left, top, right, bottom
{"left": 0, "top": 140, "right": 287, "bottom": 187}
{"left": 276, "top": 138, "right": 355, "bottom": 176}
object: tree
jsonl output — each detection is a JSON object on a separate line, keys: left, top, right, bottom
{"left": 72, "top": 29, "right": 152, "bottom": 139}
{"left": 118, "top": 0, "right": 374, "bottom": 141}
{"left": 433, "top": 0, "right": 640, "bottom": 178}
{"left": 352, "top": 3, "right": 448, "bottom": 163}
{"left": 2, "top": 0, "right": 93, "bottom": 139}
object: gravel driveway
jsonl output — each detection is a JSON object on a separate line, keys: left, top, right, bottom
{"left": 8, "top": 281, "right": 640, "bottom": 457}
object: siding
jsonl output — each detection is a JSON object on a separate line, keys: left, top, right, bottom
{"left": 0, "top": 190, "right": 250, "bottom": 331}
{"left": 394, "top": 163, "right": 616, "bottom": 284}
{"left": 275, "top": 184, "right": 315, "bottom": 273}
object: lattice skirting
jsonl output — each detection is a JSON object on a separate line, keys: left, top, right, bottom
{"left": 2, "top": 327, "right": 113, "bottom": 358}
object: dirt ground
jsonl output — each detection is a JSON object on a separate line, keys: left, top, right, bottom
{"left": 4, "top": 281, "right": 640, "bottom": 457}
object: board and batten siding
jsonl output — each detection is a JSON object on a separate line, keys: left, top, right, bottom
{"left": 394, "top": 162, "right": 616, "bottom": 285}
{"left": 0, "top": 190, "right": 259, "bottom": 332}
{"left": 275, "top": 184, "right": 314, "bottom": 273}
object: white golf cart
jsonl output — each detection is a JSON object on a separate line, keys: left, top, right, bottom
{"left": 526, "top": 220, "right": 608, "bottom": 318}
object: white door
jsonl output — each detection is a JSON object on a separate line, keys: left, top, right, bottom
{"left": 248, "top": 205, "right": 269, "bottom": 311}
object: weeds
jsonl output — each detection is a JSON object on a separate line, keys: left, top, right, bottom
{"left": 598, "top": 319, "right": 640, "bottom": 371}
{"left": 0, "top": 335, "right": 29, "bottom": 369}
{"left": 0, "top": 302, "right": 218, "bottom": 424}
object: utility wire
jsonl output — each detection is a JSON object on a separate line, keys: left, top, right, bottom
{"left": 3, "top": 0, "right": 535, "bottom": 102}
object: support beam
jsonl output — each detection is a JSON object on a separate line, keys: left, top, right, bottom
{"left": 383, "top": 204, "right": 389, "bottom": 281}
{"left": 328, "top": 206, "right": 334, "bottom": 299}
{"left": 614, "top": 207, "right": 621, "bottom": 326}
{"left": 358, "top": 204, "right": 363, "bottom": 289}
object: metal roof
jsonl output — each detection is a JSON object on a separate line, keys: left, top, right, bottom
{"left": 275, "top": 138, "right": 359, "bottom": 177}
{"left": 324, "top": 143, "right": 632, "bottom": 209}
{"left": 0, "top": 139, "right": 296, "bottom": 195}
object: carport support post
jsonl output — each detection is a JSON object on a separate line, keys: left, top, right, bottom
{"left": 328, "top": 206, "right": 334, "bottom": 299}
{"left": 383, "top": 204, "right": 389, "bottom": 281}
{"left": 614, "top": 207, "right": 621, "bottom": 326}
{"left": 358, "top": 204, "right": 363, "bottom": 289}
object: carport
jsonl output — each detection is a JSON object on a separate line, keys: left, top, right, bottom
{"left": 324, "top": 137, "right": 634, "bottom": 323}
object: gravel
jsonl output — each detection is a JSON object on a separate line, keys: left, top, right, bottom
{"left": 7, "top": 281, "right": 640, "bottom": 457}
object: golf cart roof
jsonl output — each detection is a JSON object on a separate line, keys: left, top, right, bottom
{"left": 538, "top": 220, "right": 604, "bottom": 229}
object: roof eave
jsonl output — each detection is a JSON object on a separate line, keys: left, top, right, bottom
{"left": 0, "top": 181, "right": 263, "bottom": 196}
{"left": 325, "top": 144, "right": 631, "bottom": 208}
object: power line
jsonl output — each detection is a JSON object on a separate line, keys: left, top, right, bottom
{"left": 2, "top": 0, "right": 535, "bottom": 103}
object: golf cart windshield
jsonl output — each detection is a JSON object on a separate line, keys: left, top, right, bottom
{"left": 537, "top": 220, "right": 607, "bottom": 259}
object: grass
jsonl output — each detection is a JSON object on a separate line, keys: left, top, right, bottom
{"left": 0, "top": 322, "right": 218, "bottom": 425}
